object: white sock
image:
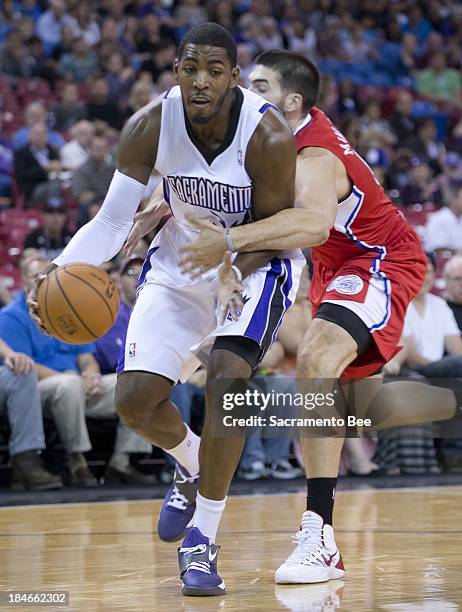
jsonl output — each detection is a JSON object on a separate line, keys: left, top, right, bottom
{"left": 193, "top": 492, "right": 227, "bottom": 543}
{"left": 163, "top": 424, "right": 200, "bottom": 477}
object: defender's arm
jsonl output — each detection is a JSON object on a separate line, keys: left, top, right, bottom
{"left": 231, "top": 147, "right": 338, "bottom": 252}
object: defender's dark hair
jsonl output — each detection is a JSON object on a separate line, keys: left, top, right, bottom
{"left": 255, "top": 50, "right": 320, "bottom": 112}
{"left": 178, "top": 22, "right": 237, "bottom": 67}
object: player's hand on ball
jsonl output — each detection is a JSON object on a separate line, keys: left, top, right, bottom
{"left": 179, "top": 215, "right": 228, "bottom": 278}
{"left": 217, "top": 251, "right": 244, "bottom": 325}
{"left": 26, "top": 264, "right": 58, "bottom": 335}
{"left": 4, "top": 351, "right": 34, "bottom": 374}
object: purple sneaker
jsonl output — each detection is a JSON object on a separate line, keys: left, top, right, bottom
{"left": 178, "top": 527, "right": 226, "bottom": 596}
{"left": 157, "top": 464, "right": 198, "bottom": 542}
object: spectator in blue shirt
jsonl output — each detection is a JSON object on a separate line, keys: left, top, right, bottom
{"left": 0, "top": 336, "right": 62, "bottom": 491}
{"left": 0, "top": 256, "right": 151, "bottom": 487}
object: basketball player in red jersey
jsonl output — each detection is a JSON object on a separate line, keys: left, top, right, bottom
{"left": 177, "top": 50, "right": 430, "bottom": 584}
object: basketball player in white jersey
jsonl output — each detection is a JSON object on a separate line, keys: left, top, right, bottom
{"left": 28, "top": 23, "right": 305, "bottom": 596}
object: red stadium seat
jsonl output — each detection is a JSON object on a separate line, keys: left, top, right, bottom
{"left": 15, "top": 78, "right": 54, "bottom": 106}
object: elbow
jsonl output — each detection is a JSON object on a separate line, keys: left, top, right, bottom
{"left": 309, "top": 225, "right": 330, "bottom": 246}
{"left": 299, "top": 216, "right": 331, "bottom": 247}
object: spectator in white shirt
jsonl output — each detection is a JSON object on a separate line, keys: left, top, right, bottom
{"left": 425, "top": 184, "right": 462, "bottom": 253}
{"left": 387, "top": 253, "right": 462, "bottom": 377}
{"left": 445, "top": 255, "right": 462, "bottom": 331}
{"left": 60, "top": 120, "right": 94, "bottom": 172}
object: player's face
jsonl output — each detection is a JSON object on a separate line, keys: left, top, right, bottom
{"left": 176, "top": 44, "right": 239, "bottom": 125}
{"left": 249, "top": 65, "right": 285, "bottom": 108}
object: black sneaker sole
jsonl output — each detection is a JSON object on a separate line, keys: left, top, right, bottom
{"left": 182, "top": 583, "right": 226, "bottom": 596}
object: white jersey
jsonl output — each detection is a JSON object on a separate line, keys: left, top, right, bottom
{"left": 143, "top": 85, "right": 293, "bottom": 287}
{"left": 156, "top": 84, "right": 271, "bottom": 229}
{"left": 119, "top": 86, "right": 307, "bottom": 381}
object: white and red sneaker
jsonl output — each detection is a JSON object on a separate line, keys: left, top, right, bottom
{"left": 275, "top": 511, "right": 345, "bottom": 584}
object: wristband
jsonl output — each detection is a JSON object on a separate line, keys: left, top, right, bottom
{"left": 225, "top": 228, "right": 237, "bottom": 252}
{"left": 231, "top": 265, "right": 243, "bottom": 282}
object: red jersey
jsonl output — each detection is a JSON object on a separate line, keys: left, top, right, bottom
{"left": 295, "top": 107, "right": 411, "bottom": 270}
{"left": 295, "top": 107, "right": 426, "bottom": 380}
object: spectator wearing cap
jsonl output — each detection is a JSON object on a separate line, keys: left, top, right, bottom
{"left": 13, "top": 102, "right": 65, "bottom": 152}
{"left": 72, "top": 136, "right": 115, "bottom": 206}
{"left": 0, "top": 257, "right": 152, "bottom": 487}
{"left": 94, "top": 256, "right": 155, "bottom": 484}
{"left": 425, "top": 183, "right": 462, "bottom": 253}
{"left": 13, "top": 123, "right": 62, "bottom": 206}
{"left": 0, "top": 336, "right": 63, "bottom": 491}
{"left": 445, "top": 255, "right": 462, "bottom": 331}
{"left": 60, "top": 120, "right": 94, "bottom": 172}
{"left": 24, "top": 198, "right": 73, "bottom": 261}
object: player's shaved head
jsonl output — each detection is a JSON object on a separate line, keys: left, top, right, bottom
{"left": 179, "top": 22, "right": 237, "bottom": 67}
{"left": 255, "top": 50, "right": 320, "bottom": 112}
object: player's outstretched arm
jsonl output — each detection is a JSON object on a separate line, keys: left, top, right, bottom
{"left": 27, "top": 102, "right": 162, "bottom": 326}
{"left": 123, "top": 180, "right": 169, "bottom": 257}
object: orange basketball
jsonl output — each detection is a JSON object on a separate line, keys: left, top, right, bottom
{"left": 37, "top": 263, "right": 119, "bottom": 344}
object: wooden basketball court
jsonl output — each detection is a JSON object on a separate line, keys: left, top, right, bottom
{"left": 0, "top": 486, "right": 461, "bottom": 611}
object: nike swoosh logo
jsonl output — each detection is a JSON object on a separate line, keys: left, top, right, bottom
{"left": 208, "top": 549, "right": 218, "bottom": 562}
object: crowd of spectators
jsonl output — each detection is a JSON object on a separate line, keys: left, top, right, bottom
{"left": 1, "top": 0, "right": 462, "bottom": 489}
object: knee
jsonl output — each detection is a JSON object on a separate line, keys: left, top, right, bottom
{"left": 115, "top": 372, "right": 170, "bottom": 429}
{"left": 297, "top": 340, "right": 336, "bottom": 377}
{"left": 12, "top": 368, "right": 38, "bottom": 389}
{"left": 298, "top": 323, "right": 356, "bottom": 378}
{"left": 208, "top": 348, "right": 253, "bottom": 380}
{"left": 55, "top": 374, "right": 84, "bottom": 397}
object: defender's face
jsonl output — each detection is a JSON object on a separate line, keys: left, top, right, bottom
{"left": 176, "top": 44, "right": 239, "bottom": 125}
{"left": 249, "top": 65, "right": 285, "bottom": 108}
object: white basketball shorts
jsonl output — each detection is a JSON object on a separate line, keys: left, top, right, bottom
{"left": 117, "top": 255, "right": 305, "bottom": 383}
